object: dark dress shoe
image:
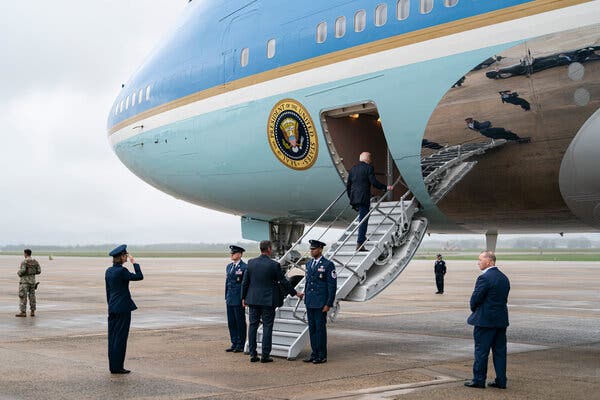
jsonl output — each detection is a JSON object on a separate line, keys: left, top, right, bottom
{"left": 303, "top": 357, "right": 315, "bottom": 363}
{"left": 232, "top": 348, "right": 242, "bottom": 353}
{"left": 312, "top": 358, "right": 327, "bottom": 364}
{"left": 488, "top": 381, "right": 506, "bottom": 389}
{"left": 225, "top": 347, "right": 235, "bottom": 352}
{"left": 250, "top": 355, "right": 260, "bottom": 362}
{"left": 111, "top": 369, "right": 131, "bottom": 374}
{"left": 464, "top": 380, "right": 485, "bottom": 388}
{"left": 260, "top": 356, "right": 274, "bottom": 363}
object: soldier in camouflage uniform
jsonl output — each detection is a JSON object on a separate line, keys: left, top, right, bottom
{"left": 16, "top": 249, "right": 41, "bottom": 317}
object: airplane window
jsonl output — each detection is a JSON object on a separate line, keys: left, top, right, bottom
{"left": 138, "top": 89, "right": 143, "bottom": 104}
{"left": 445, "top": 0, "right": 458, "bottom": 7}
{"left": 267, "top": 39, "right": 276, "bottom": 59}
{"left": 420, "top": 0, "right": 433, "bottom": 14}
{"left": 125, "top": 96, "right": 130, "bottom": 110}
{"left": 120, "top": 100, "right": 124, "bottom": 113}
{"left": 316, "top": 22, "right": 327, "bottom": 43}
{"left": 375, "top": 4, "right": 388, "bottom": 27}
{"left": 335, "top": 16, "right": 346, "bottom": 38}
{"left": 131, "top": 94, "right": 136, "bottom": 108}
{"left": 241, "top": 47, "right": 250, "bottom": 66}
{"left": 354, "top": 10, "right": 366, "bottom": 32}
{"left": 397, "top": 0, "right": 410, "bottom": 20}
{"left": 146, "top": 85, "right": 151, "bottom": 101}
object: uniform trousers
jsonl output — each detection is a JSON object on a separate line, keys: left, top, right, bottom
{"left": 248, "top": 306, "right": 275, "bottom": 357}
{"left": 307, "top": 308, "right": 328, "bottom": 360}
{"left": 472, "top": 326, "right": 507, "bottom": 386}
{"left": 226, "top": 305, "right": 247, "bottom": 350}
{"left": 18, "top": 283, "right": 36, "bottom": 312}
{"left": 435, "top": 273, "right": 444, "bottom": 293}
{"left": 108, "top": 312, "right": 131, "bottom": 372}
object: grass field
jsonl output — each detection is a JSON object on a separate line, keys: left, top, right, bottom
{"left": 1, "top": 250, "right": 599, "bottom": 261}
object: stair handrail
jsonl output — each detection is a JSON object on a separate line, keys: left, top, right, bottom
{"left": 291, "top": 174, "right": 409, "bottom": 322}
{"left": 278, "top": 188, "right": 351, "bottom": 272}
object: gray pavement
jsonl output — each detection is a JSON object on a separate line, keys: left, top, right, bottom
{"left": 0, "top": 255, "right": 598, "bottom": 399}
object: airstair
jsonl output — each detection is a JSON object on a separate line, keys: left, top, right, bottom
{"left": 250, "top": 139, "right": 506, "bottom": 359}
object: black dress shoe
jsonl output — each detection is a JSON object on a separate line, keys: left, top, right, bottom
{"left": 488, "top": 381, "right": 506, "bottom": 389}
{"left": 260, "top": 356, "right": 274, "bottom": 363}
{"left": 225, "top": 347, "right": 235, "bottom": 352}
{"left": 250, "top": 355, "right": 260, "bottom": 362}
{"left": 303, "top": 357, "right": 315, "bottom": 363}
{"left": 111, "top": 369, "right": 131, "bottom": 374}
{"left": 232, "top": 348, "right": 242, "bottom": 353}
{"left": 312, "top": 358, "right": 327, "bottom": 364}
{"left": 464, "top": 380, "right": 485, "bottom": 388}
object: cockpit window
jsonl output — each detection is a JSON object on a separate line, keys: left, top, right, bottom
{"left": 355, "top": 10, "right": 366, "bottom": 32}
{"left": 316, "top": 22, "right": 327, "bottom": 43}
{"left": 397, "top": 0, "right": 410, "bottom": 20}
{"left": 267, "top": 39, "right": 276, "bottom": 58}
{"left": 138, "top": 89, "right": 143, "bottom": 104}
{"left": 335, "top": 16, "right": 346, "bottom": 38}
{"left": 125, "top": 96, "right": 130, "bottom": 110}
{"left": 421, "top": 0, "right": 433, "bottom": 14}
{"left": 375, "top": 4, "right": 388, "bottom": 27}
{"left": 445, "top": 0, "right": 458, "bottom": 7}
{"left": 241, "top": 47, "right": 249, "bottom": 67}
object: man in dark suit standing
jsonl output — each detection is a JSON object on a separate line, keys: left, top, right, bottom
{"left": 346, "top": 152, "right": 393, "bottom": 251}
{"left": 465, "top": 251, "right": 510, "bottom": 389}
{"left": 241, "top": 240, "right": 302, "bottom": 363}
{"left": 105, "top": 244, "right": 144, "bottom": 374}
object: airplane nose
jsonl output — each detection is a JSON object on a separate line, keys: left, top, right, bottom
{"left": 560, "top": 107, "right": 600, "bottom": 229}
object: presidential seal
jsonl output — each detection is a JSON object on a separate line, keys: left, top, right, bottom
{"left": 267, "top": 99, "right": 318, "bottom": 170}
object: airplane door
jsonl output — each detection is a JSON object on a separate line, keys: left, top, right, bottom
{"left": 221, "top": 10, "right": 259, "bottom": 84}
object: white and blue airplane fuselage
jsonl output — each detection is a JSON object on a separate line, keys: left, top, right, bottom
{"left": 108, "top": 0, "right": 600, "bottom": 241}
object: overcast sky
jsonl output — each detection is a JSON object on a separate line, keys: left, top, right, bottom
{"left": 1, "top": 1, "right": 597, "bottom": 247}
{"left": 0, "top": 1, "right": 246, "bottom": 245}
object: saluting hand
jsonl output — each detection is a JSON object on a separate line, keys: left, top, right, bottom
{"left": 322, "top": 305, "right": 330, "bottom": 313}
{"left": 128, "top": 255, "right": 136, "bottom": 264}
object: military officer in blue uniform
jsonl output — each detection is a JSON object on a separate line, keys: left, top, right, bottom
{"left": 299, "top": 240, "right": 337, "bottom": 364}
{"left": 225, "top": 245, "right": 247, "bottom": 353}
{"left": 105, "top": 244, "right": 144, "bottom": 374}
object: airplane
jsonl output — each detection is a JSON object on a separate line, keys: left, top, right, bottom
{"left": 107, "top": 0, "right": 600, "bottom": 257}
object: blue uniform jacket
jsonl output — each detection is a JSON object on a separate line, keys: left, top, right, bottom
{"left": 304, "top": 256, "right": 337, "bottom": 309}
{"left": 105, "top": 263, "right": 144, "bottom": 313}
{"left": 225, "top": 260, "right": 247, "bottom": 306}
{"left": 241, "top": 255, "right": 296, "bottom": 307}
{"left": 467, "top": 267, "right": 510, "bottom": 328}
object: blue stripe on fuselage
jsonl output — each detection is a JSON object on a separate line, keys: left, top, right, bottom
{"left": 107, "top": 0, "right": 533, "bottom": 129}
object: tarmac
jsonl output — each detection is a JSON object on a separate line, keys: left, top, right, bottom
{"left": 0, "top": 255, "right": 598, "bottom": 399}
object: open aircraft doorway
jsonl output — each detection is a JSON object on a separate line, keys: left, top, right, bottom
{"left": 320, "top": 102, "right": 404, "bottom": 201}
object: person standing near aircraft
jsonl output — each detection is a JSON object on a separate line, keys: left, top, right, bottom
{"left": 241, "top": 240, "right": 302, "bottom": 363}
{"left": 464, "top": 251, "right": 510, "bottom": 389}
{"left": 224, "top": 245, "right": 247, "bottom": 353}
{"left": 434, "top": 254, "right": 447, "bottom": 294}
{"left": 15, "top": 249, "right": 41, "bottom": 317}
{"left": 298, "top": 240, "right": 337, "bottom": 364}
{"left": 105, "top": 245, "right": 144, "bottom": 374}
{"left": 346, "top": 152, "right": 393, "bottom": 251}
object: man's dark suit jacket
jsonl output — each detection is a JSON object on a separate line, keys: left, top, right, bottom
{"left": 241, "top": 255, "right": 296, "bottom": 307}
{"left": 467, "top": 266, "right": 510, "bottom": 328}
{"left": 346, "top": 161, "right": 387, "bottom": 208}
{"left": 105, "top": 263, "right": 144, "bottom": 313}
